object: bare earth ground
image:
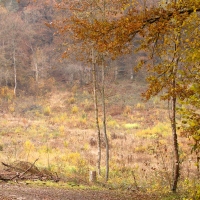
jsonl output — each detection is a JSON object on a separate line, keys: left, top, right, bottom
{"left": 0, "top": 183, "right": 157, "bottom": 200}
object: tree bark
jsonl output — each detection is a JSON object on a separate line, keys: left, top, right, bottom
{"left": 101, "top": 57, "right": 109, "bottom": 181}
{"left": 92, "top": 48, "right": 101, "bottom": 176}
{"left": 13, "top": 46, "right": 17, "bottom": 96}
{"left": 171, "top": 93, "right": 179, "bottom": 192}
{"left": 171, "top": 52, "right": 180, "bottom": 192}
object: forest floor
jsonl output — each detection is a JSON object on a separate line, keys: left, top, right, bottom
{"left": 0, "top": 182, "right": 158, "bottom": 200}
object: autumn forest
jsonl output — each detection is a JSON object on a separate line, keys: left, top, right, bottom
{"left": 0, "top": 0, "right": 199, "bottom": 199}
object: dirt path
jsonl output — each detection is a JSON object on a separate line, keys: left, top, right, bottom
{"left": 0, "top": 183, "right": 157, "bottom": 200}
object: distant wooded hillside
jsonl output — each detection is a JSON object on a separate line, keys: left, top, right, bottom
{"left": 0, "top": 0, "right": 142, "bottom": 99}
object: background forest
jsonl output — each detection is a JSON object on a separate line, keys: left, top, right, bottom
{"left": 0, "top": 0, "right": 199, "bottom": 199}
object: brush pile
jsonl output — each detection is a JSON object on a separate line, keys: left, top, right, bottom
{"left": 0, "top": 159, "right": 59, "bottom": 182}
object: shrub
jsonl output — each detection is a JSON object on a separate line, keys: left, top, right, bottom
{"left": 79, "top": 117, "right": 87, "bottom": 127}
{"left": 136, "top": 122, "right": 170, "bottom": 138}
{"left": 59, "top": 113, "right": 68, "bottom": 123}
{"left": 71, "top": 85, "right": 78, "bottom": 94}
{"left": 43, "top": 106, "right": 51, "bottom": 116}
{"left": 71, "top": 105, "right": 78, "bottom": 114}
{"left": 9, "top": 105, "right": 15, "bottom": 113}
{"left": 89, "top": 138, "right": 97, "bottom": 146}
{"left": 0, "top": 86, "right": 15, "bottom": 101}
{"left": 123, "top": 106, "right": 132, "bottom": 115}
{"left": 63, "top": 141, "right": 69, "bottom": 148}
{"left": 68, "top": 97, "right": 75, "bottom": 104}
{"left": 83, "top": 143, "right": 90, "bottom": 151}
{"left": 59, "top": 125, "right": 65, "bottom": 134}
{"left": 24, "top": 140, "right": 35, "bottom": 161}
{"left": 83, "top": 99, "right": 93, "bottom": 112}
{"left": 135, "top": 103, "right": 145, "bottom": 109}
{"left": 0, "top": 144, "right": 3, "bottom": 151}
{"left": 107, "top": 119, "right": 120, "bottom": 128}
{"left": 123, "top": 123, "right": 140, "bottom": 129}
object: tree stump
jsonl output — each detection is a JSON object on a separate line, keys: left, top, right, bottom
{"left": 89, "top": 171, "right": 96, "bottom": 183}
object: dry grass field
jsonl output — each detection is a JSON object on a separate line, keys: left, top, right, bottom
{"left": 0, "top": 80, "right": 199, "bottom": 199}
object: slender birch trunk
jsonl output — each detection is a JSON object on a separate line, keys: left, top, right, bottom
{"left": 101, "top": 57, "right": 109, "bottom": 181}
{"left": 13, "top": 47, "right": 17, "bottom": 96}
{"left": 171, "top": 66, "right": 180, "bottom": 192}
{"left": 92, "top": 48, "right": 101, "bottom": 176}
{"left": 171, "top": 90, "right": 179, "bottom": 192}
{"left": 101, "top": 1, "right": 109, "bottom": 181}
{"left": 171, "top": 35, "right": 180, "bottom": 191}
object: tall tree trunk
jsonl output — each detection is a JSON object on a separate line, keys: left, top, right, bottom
{"left": 171, "top": 55, "right": 180, "bottom": 192}
{"left": 13, "top": 47, "right": 17, "bottom": 96}
{"left": 100, "top": 0, "right": 109, "bottom": 181}
{"left": 101, "top": 57, "right": 109, "bottom": 181}
{"left": 35, "top": 62, "right": 39, "bottom": 83}
{"left": 170, "top": 31, "right": 180, "bottom": 192}
{"left": 30, "top": 46, "right": 39, "bottom": 99}
{"left": 92, "top": 48, "right": 101, "bottom": 176}
{"left": 171, "top": 92, "right": 179, "bottom": 192}
{"left": 35, "top": 62, "right": 39, "bottom": 99}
